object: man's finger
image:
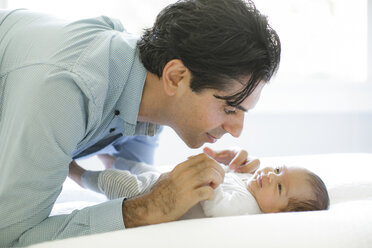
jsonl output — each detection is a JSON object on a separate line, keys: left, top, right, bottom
{"left": 177, "top": 153, "right": 225, "bottom": 175}
{"left": 174, "top": 153, "right": 208, "bottom": 174}
{"left": 172, "top": 155, "right": 225, "bottom": 191}
{"left": 200, "top": 167, "right": 224, "bottom": 189}
{"left": 203, "top": 147, "right": 233, "bottom": 164}
{"left": 186, "top": 161, "right": 224, "bottom": 188}
{"left": 203, "top": 147, "right": 216, "bottom": 158}
{"left": 194, "top": 186, "right": 215, "bottom": 201}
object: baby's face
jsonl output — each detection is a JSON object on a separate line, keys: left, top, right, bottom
{"left": 247, "top": 166, "right": 313, "bottom": 213}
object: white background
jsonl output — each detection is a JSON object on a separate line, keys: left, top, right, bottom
{"left": 1, "top": 0, "right": 371, "bottom": 166}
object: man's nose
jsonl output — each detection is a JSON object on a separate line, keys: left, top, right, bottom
{"left": 223, "top": 114, "right": 244, "bottom": 138}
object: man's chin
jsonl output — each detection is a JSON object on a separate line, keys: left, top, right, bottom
{"left": 175, "top": 131, "right": 206, "bottom": 149}
{"left": 185, "top": 141, "right": 204, "bottom": 149}
{"left": 182, "top": 137, "right": 204, "bottom": 149}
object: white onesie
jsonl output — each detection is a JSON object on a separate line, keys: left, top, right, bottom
{"left": 81, "top": 158, "right": 262, "bottom": 218}
{"left": 201, "top": 171, "right": 261, "bottom": 217}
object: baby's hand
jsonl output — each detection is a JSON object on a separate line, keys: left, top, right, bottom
{"left": 203, "top": 147, "right": 260, "bottom": 174}
{"left": 235, "top": 158, "right": 260, "bottom": 174}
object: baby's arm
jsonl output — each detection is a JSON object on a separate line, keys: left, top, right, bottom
{"left": 69, "top": 159, "right": 161, "bottom": 200}
{"left": 97, "top": 157, "right": 161, "bottom": 199}
{"left": 97, "top": 169, "right": 160, "bottom": 199}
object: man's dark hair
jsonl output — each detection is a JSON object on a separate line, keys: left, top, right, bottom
{"left": 137, "top": 0, "right": 281, "bottom": 107}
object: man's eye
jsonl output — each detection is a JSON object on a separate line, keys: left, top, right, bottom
{"left": 278, "top": 183, "right": 282, "bottom": 193}
{"left": 224, "top": 107, "right": 237, "bottom": 115}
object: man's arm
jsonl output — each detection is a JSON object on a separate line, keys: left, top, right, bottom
{"left": 121, "top": 153, "right": 225, "bottom": 227}
{"left": 0, "top": 68, "right": 123, "bottom": 247}
{"left": 70, "top": 153, "right": 226, "bottom": 222}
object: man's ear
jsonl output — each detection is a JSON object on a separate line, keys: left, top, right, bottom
{"left": 161, "top": 59, "right": 190, "bottom": 96}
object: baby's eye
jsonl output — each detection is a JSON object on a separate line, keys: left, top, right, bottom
{"left": 275, "top": 167, "right": 280, "bottom": 173}
{"left": 278, "top": 183, "right": 282, "bottom": 193}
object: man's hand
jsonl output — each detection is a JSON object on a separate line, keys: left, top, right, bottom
{"left": 203, "top": 147, "right": 260, "bottom": 173}
{"left": 121, "top": 153, "right": 225, "bottom": 227}
{"left": 68, "top": 160, "right": 86, "bottom": 188}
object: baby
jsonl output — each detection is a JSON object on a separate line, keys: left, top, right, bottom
{"left": 69, "top": 156, "right": 329, "bottom": 219}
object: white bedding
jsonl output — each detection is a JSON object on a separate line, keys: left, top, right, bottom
{"left": 29, "top": 153, "right": 372, "bottom": 248}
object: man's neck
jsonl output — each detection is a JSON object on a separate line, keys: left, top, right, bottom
{"left": 137, "top": 72, "right": 171, "bottom": 125}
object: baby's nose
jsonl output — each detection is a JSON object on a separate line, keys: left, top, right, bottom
{"left": 268, "top": 171, "right": 275, "bottom": 183}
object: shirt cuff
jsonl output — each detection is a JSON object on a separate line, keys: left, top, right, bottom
{"left": 90, "top": 197, "right": 126, "bottom": 234}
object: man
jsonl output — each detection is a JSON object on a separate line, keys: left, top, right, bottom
{"left": 0, "top": 0, "right": 280, "bottom": 246}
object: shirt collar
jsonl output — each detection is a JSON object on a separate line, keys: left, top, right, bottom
{"left": 114, "top": 33, "right": 163, "bottom": 136}
{"left": 115, "top": 46, "right": 147, "bottom": 135}
{"left": 134, "top": 122, "right": 161, "bottom": 136}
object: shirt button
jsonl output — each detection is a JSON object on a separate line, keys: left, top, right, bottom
{"left": 115, "top": 110, "right": 120, "bottom": 115}
{"left": 109, "top": 128, "right": 116, "bottom": 133}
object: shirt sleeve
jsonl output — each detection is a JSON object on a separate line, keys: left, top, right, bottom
{"left": 0, "top": 68, "right": 124, "bottom": 247}
{"left": 17, "top": 199, "right": 125, "bottom": 246}
{"left": 111, "top": 128, "right": 163, "bottom": 166}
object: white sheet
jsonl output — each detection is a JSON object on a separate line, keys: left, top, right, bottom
{"left": 30, "top": 153, "right": 372, "bottom": 248}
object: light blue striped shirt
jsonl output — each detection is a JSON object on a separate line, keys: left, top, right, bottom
{"left": 0, "top": 9, "right": 160, "bottom": 247}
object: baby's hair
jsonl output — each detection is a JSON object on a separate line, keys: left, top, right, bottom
{"left": 282, "top": 170, "right": 329, "bottom": 212}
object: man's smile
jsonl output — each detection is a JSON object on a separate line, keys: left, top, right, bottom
{"left": 206, "top": 133, "right": 218, "bottom": 143}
